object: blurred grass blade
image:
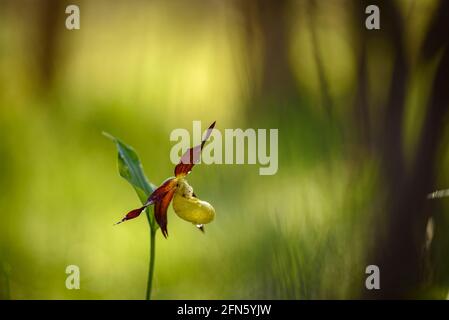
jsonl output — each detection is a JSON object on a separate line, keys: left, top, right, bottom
{"left": 103, "top": 132, "right": 157, "bottom": 228}
{"left": 0, "top": 260, "right": 11, "bottom": 300}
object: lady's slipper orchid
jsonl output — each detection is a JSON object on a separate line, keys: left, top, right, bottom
{"left": 115, "top": 121, "right": 216, "bottom": 238}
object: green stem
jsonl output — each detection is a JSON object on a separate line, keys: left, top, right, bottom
{"left": 145, "top": 209, "right": 156, "bottom": 300}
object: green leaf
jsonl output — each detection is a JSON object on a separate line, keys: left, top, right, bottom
{"left": 103, "top": 132, "right": 157, "bottom": 228}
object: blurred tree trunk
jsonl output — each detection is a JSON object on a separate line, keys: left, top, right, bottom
{"left": 8, "top": 0, "right": 65, "bottom": 91}
{"left": 35, "top": 0, "right": 64, "bottom": 91}
{"left": 363, "top": 0, "right": 449, "bottom": 298}
{"left": 236, "top": 0, "right": 300, "bottom": 114}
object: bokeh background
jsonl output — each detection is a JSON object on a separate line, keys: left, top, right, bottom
{"left": 0, "top": 0, "right": 448, "bottom": 299}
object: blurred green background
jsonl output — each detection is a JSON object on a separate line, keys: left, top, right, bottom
{"left": 0, "top": 0, "right": 449, "bottom": 299}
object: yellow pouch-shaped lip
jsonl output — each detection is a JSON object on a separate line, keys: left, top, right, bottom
{"left": 172, "top": 179, "right": 215, "bottom": 225}
{"left": 173, "top": 195, "right": 215, "bottom": 224}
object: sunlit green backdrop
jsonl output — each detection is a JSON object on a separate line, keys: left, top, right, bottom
{"left": 0, "top": 0, "right": 448, "bottom": 299}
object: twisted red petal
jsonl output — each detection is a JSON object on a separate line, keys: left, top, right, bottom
{"left": 116, "top": 178, "right": 177, "bottom": 225}
{"left": 174, "top": 121, "right": 216, "bottom": 177}
{"left": 146, "top": 177, "right": 177, "bottom": 205}
{"left": 154, "top": 187, "right": 177, "bottom": 238}
{"left": 115, "top": 206, "right": 146, "bottom": 225}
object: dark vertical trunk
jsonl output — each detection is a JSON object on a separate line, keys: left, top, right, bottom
{"left": 365, "top": 0, "right": 449, "bottom": 298}
{"left": 350, "top": 0, "right": 371, "bottom": 149}
{"left": 35, "top": 0, "right": 64, "bottom": 91}
{"left": 236, "top": 0, "right": 299, "bottom": 113}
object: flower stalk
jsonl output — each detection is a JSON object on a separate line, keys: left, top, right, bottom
{"left": 146, "top": 209, "right": 156, "bottom": 300}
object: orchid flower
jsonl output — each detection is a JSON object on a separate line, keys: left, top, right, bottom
{"left": 115, "top": 121, "right": 216, "bottom": 238}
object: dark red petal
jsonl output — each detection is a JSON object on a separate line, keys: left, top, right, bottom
{"left": 146, "top": 177, "right": 177, "bottom": 205}
{"left": 116, "top": 178, "right": 178, "bottom": 227}
{"left": 115, "top": 206, "right": 146, "bottom": 225}
{"left": 154, "top": 187, "right": 176, "bottom": 238}
{"left": 174, "top": 121, "right": 216, "bottom": 177}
